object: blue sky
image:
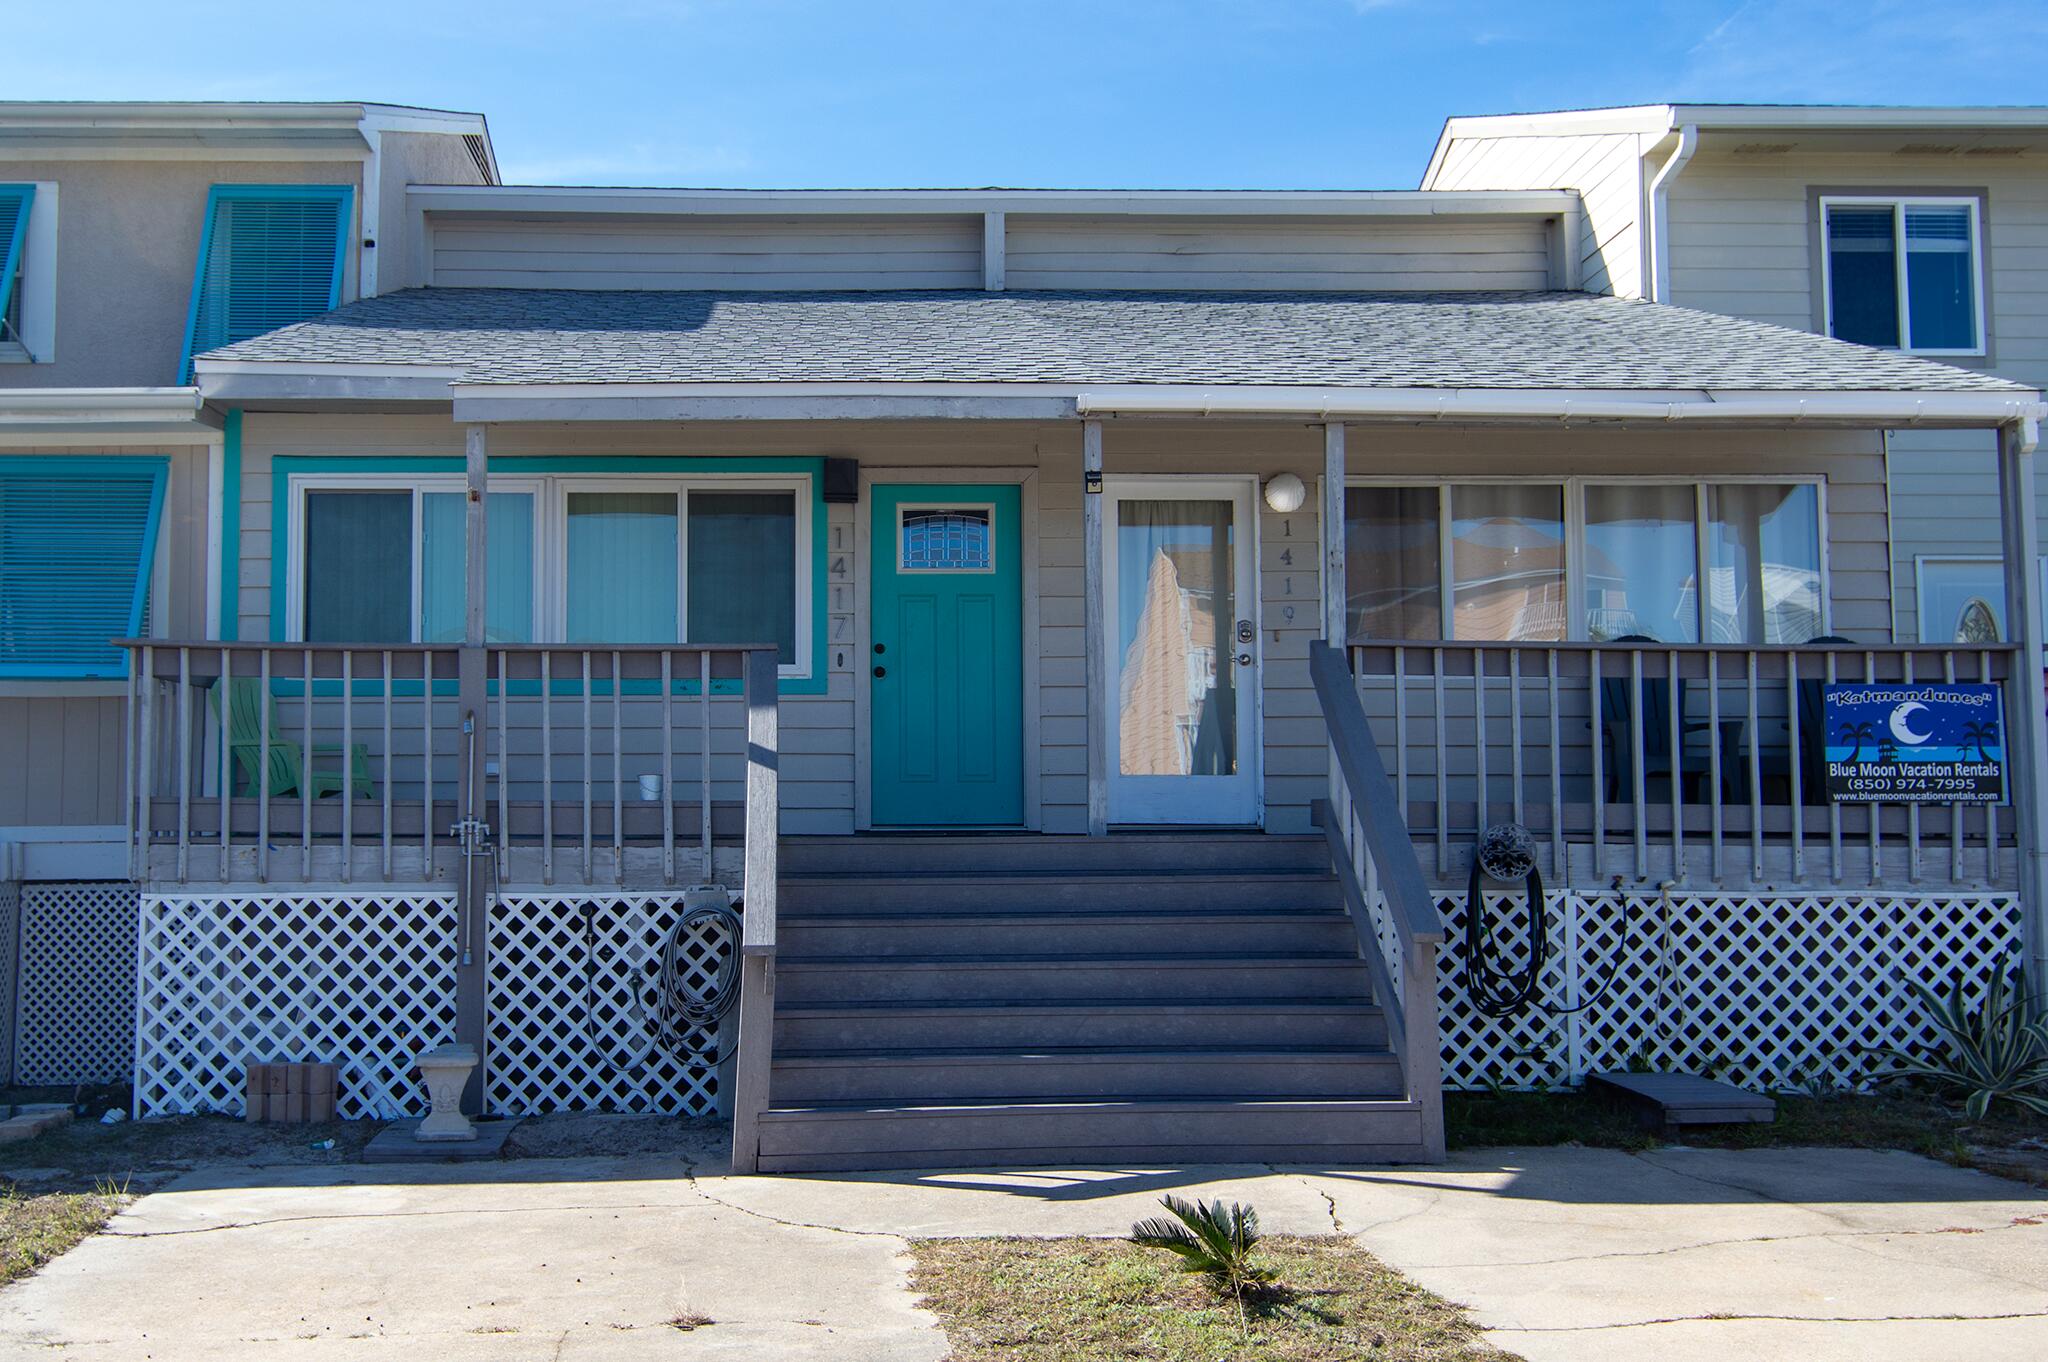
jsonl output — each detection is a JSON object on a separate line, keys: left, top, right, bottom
{"left": 20, "top": 1, "right": 2048, "bottom": 189}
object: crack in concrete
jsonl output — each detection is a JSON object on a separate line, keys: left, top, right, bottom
{"left": 1420, "top": 1216, "right": 2048, "bottom": 1270}
{"left": 103, "top": 1200, "right": 712, "bottom": 1238}
{"left": 675, "top": 1157, "right": 910, "bottom": 1242}
{"left": 1499, "top": 1308, "right": 2048, "bottom": 1333}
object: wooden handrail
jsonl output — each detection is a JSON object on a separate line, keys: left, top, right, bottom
{"left": 1309, "top": 640, "right": 1445, "bottom": 945}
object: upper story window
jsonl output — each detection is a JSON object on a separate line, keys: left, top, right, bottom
{"left": 1822, "top": 196, "right": 1984, "bottom": 355}
{"left": 181, "top": 185, "right": 352, "bottom": 382}
{"left": 0, "top": 185, "right": 35, "bottom": 359}
{"left": 1346, "top": 479, "right": 1826, "bottom": 646}
{"left": 0, "top": 459, "right": 167, "bottom": 678}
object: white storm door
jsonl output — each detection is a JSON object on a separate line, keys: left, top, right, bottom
{"left": 1100, "top": 477, "right": 1260, "bottom": 825}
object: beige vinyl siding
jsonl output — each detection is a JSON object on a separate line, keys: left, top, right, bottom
{"left": 1002, "top": 218, "right": 1553, "bottom": 292}
{"left": 0, "top": 442, "right": 213, "bottom": 827}
{"left": 427, "top": 216, "right": 983, "bottom": 291}
{"left": 1425, "top": 132, "right": 1646, "bottom": 297}
{"left": 1887, "top": 427, "right": 2005, "bottom": 640}
{"left": 233, "top": 416, "right": 1887, "bottom": 836}
{"left": 1663, "top": 149, "right": 2048, "bottom": 637}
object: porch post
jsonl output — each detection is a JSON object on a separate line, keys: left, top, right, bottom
{"left": 1324, "top": 422, "right": 1347, "bottom": 821}
{"left": 1998, "top": 418, "right": 2048, "bottom": 989}
{"left": 1322, "top": 423, "right": 1346, "bottom": 644}
{"left": 456, "top": 422, "right": 490, "bottom": 1110}
{"left": 1083, "top": 419, "right": 1108, "bottom": 836}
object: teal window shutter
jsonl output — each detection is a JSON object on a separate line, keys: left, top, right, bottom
{"left": 180, "top": 185, "right": 352, "bottom": 381}
{"left": 0, "top": 184, "right": 34, "bottom": 345}
{"left": 0, "top": 460, "right": 168, "bottom": 678}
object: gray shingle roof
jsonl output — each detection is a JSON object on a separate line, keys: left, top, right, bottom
{"left": 202, "top": 288, "right": 2027, "bottom": 393}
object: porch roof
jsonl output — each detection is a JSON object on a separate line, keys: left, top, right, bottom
{"left": 200, "top": 287, "right": 2031, "bottom": 399}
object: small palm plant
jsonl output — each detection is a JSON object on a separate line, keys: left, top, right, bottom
{"left": 1130, "top": 1194, "right": 1275, "bottom": 1338}
{"left": 1872, "top": 967, "right": 2048, "bottom": 1119}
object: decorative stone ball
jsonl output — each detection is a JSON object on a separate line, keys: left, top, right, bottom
{"left": 1476, "top": 822, "right": 1538, "bottom": 882}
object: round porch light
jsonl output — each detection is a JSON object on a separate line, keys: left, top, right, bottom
{"left": 1263, "top": 473, "right": 1306, "bottom": 514}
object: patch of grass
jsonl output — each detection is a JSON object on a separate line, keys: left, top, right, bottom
{"left": 0, "top": 1183, "right": 126, "bottom": 1286}
{"left": 1445, "top": 1085, "right": 2048, "bottom": 1184}
{"left": 911, "top": 1235, "right": 1521, "bottom": 1362}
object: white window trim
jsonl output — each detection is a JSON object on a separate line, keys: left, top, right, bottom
{"left": 1912, "top": 554, "right": 2048, "bottom": 642}
{"left": 0, "top": 182, "right": 57, "bottom": 364}
{"left": 285, "top": 473, "right": 546, "bottom": 644}
{"left": 895, "top": 501, "right": 998, "bottom": 574}
{"left": 549, "top": 474, "right": 814, "bottom": 678}
{"left": 1344, "top": 474, "right": 1831, "bottom": 643}
{"left": 288, "top": 471, "right": 815, "bottom": 677}
{"left": 1820, "top": 194, "right": 1986, "bottom": 357}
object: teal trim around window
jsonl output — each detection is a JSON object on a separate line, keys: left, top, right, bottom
{"left": 179, "top": 184, "right": 353, "bottom": 383}
{"left": 0, "top": 457, "right": 168, "bottom": 678}
{"left": 218, "top": 410, "right": 241, "bottom": 641}
{"left": 0, "top": 184, "right": 33, "bottom": 342}
{"left": 269, "top": 455, "right": 828, "bottom": 695}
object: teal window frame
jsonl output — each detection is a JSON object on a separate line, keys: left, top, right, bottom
{"left": 179, "top": 184, "right": 353, "bottom": 382}
{"left": 270, "top": 455, "right": 829, "bottom": 696}
{"left": 0, "top": 457, "right": 168, "bottom": 679}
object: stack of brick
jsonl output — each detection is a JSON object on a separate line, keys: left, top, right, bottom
{"left": 243, "top": 1061, "right": 337, "bottom": 1122}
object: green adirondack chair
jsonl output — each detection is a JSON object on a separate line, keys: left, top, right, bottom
{"left": 208, "top": 676, "right": 374, "bottom": 800}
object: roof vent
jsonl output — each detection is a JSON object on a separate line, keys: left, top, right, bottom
{"left": 1895, "top": 143, "right": 1961, "bottom": 156}
{"left": 462, "top": 133, "right": 495, "bottom": 185}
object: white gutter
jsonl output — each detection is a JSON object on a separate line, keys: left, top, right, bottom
{"left": 1645, "top": 124, "right": 1697, "bottom": 304}
{"left": 1074, "top": 384, "right": 2046, "bottom": 428}
{"left": 0, "top": 387, "right": 219, "bottom": 442}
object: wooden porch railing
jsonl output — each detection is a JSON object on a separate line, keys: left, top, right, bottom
{"left": 1308, "top": 640, "right": 1447, "bottom": 1160}
{"left": 1347, "top": 639, "right": 2021, "bottom": 888}
{"left": 121, "top": 639, "right": 783, "bottom": 1169}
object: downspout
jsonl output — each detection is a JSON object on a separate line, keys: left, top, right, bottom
{"left": 1645, "top": 124, "right": 1697, "bottom": 303}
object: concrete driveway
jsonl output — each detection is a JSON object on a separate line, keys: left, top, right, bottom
{"left": 2, "top": 1132, "right": 2043, "bottom": 1360}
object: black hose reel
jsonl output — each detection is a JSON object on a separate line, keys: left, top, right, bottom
{"left": 1463, "top": 822, "right": 1626, "bottom": 1020}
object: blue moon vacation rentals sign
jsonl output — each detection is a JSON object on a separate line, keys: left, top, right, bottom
{"left": 1822, "top": 683, "right": 2005, "bottom": 803}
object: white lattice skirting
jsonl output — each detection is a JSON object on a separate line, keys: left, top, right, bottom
{"left": 135, "top": 890, "right": 729, "bottom": 1119}
{"left": 486, "top": 893, "right": 727, "bottom": 1118}
{"left": 136, "top": 892, "right": 460, "bottom": 1118}
{"left": 19, "top": 882, "right": 139, "bottom": 1086}
{"left": 1435, "top": 888, "right": 2025, "bottom": 1092}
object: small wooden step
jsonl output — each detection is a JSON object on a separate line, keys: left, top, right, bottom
{"left": 1587, "top": 1071, "right": 1777, "bottom": 1130}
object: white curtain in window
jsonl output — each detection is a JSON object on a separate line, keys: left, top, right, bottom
{"left": 1583, "top": 484, "right": 1699, "bottom": 642}
{"left": 1115, "top": 500, "right": 1235, "bottom": 777}
{"left": 565, "top": 492, "right": 678, "bottom": 643}
{"left": 1450, "top": 485, "right": 1565, "bottom": 641}
{"left": 1707, "top": 484, "right": 1822, "bottom": 644}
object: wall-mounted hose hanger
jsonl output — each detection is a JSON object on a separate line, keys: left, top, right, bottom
{"left": 646, "top": 886, "right": 744, "bottom": 1056}
{"left": 1463, "top": 823, "right": 1627, "bottom": 1020}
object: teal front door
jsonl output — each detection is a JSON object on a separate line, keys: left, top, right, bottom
{"left": 871, "top": 485, "right": 1024, "bottom": 825}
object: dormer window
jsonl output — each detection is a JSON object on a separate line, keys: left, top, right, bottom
{"left": 1821, "top": 196, "right": 1984, "bottom": 355}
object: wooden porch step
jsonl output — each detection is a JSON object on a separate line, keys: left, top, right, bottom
{"left": 775, "top": 953, "right": 1374, "bottom": 1005}
{"left": 780, "top": 869, "right": 1339, "bottom": 913}
{"left": 778, "top": 909, "right": 1356, "bottom": 957}
{"left": 779, "top": 833, "right": 1329, "bottom": 876}
{"left": 753, "top": 1096, "right": 1430, "bottom": 1173}
{"left": 773, "top": 998, "right": 1390, "bottom": 1052}
{"left": 770, "top": 1046, "right": 1402, "bottom": 1103}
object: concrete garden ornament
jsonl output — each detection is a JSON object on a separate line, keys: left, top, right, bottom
{"left": 414, "top": 1043, "right": 481, "bottom": 1141}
